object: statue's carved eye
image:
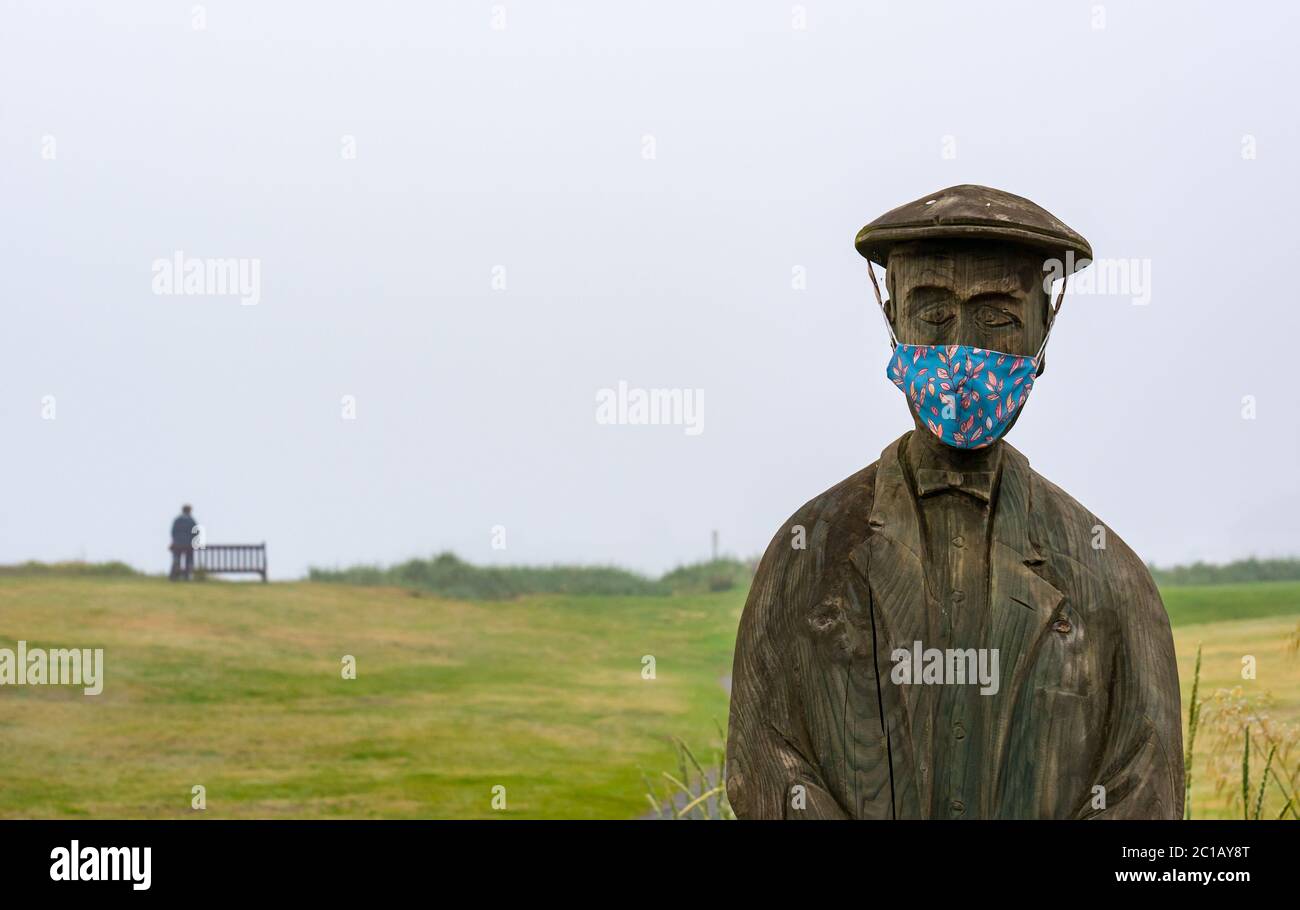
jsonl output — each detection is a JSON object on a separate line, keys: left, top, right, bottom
{"left": 917, "top": 304, "right": 955, "bottom": 326}
{"left": 1052, "top": 619, "right": 1072, "bottom": 634}
{"left": 975, "top": 304, "right": 1021, "bottom": 329}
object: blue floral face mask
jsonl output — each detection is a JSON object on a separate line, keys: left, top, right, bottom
{"left": 886, "top": 344, "right": 1036, "bottom": 449}
{"left": 867, "top": 263, "right": 1067, "bottom": 450}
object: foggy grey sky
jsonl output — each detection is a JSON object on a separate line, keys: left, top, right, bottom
{"left": 3, "top": 1, "right": 1297, "bottom": 579}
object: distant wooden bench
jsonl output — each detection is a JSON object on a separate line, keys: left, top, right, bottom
{"left": 195, "top": 544, "right": 267, "bottom": 582}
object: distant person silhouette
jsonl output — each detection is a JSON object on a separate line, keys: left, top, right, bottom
{"left": 169, "top": 504, "right": 197, "bottom": 581}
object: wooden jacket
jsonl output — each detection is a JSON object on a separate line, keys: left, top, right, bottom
{"left": 725, "top": 432, "right": 1183, "bottom": 819}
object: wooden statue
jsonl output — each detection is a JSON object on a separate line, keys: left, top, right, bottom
{"left": 726, "top": 185, "right": 1183, "bottom": 819}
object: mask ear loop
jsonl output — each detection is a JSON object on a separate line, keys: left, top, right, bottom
{"left": 866, "top": 260, "right": 899, "bottom": 349}
{"left": 1033, "top": 271, "right": 1069, "bottom": 370}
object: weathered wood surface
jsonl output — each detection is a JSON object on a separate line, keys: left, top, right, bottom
{"left": 725, "top": 235, "right": 1183, "bottom": 819}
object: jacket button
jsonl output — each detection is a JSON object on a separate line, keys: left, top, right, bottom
{"left": 953, "top": 722, "right": 966, "bottom": 740}
{"left": 952, "top": 535, "right": 965, "bottom": 548}
{"left": 950, "top": 799, "right": 965, "bottom": 815}
{"left": 1052, "top": 619, "right": 1072, "bottom": 634}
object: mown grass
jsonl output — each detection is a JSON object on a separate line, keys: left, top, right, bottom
{"left": 1163, "top": 579, "right": 1300, "bottom": 819}
{"left": 0, "top": 577, "right": 736, "bottom": 819}
{"left": 0, "top": 577, "right": 1294, "bottom": 818}
{"left": 1162, "top": 580, "right": 1300, "bottom": 627}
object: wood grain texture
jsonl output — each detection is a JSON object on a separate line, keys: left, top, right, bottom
{"left": 725, "top": 434, "right": 1183, "bottom": 818}
{"left": 728, "top": 232, "right": 1181, "bottom": 819}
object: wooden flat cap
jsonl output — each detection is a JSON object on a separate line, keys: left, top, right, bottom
{"left": 855, "top": 184, "right": 1093, "bottom": 270}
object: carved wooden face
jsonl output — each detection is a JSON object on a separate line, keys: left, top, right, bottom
{"left": 884, "top": 240, "right": 1050, "bottom": 363}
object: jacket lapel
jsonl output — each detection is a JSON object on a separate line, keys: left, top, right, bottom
{"left": 849, "top": 434, "right": 935, "bottom": 813}
{"left": 982, "top": 442, "right": 1066, "bottom": 810}
{"left": 853, "top": 435, "right": 933, "bottom": 657}
{"left": 848, "top": 434, "right": 1065, "bottom": 817}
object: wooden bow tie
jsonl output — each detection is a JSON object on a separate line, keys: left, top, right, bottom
{"left": 915, "top": 468, "right": 995, "bottom": 502}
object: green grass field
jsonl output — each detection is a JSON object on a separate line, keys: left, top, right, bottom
{"left": 0, "top": 576, "right": 1296, "bottom": 818}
